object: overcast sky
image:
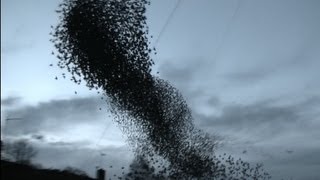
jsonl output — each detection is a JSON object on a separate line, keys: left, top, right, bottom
{"left": 1, "top": 0, "right": 320, "bottom": 179}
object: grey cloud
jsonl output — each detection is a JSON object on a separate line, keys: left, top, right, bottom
{"left": 221, "top": 144, "right": 320, "bottom": 180}
{"left": 222, "top": 37, "right": 320, "bottom": 87}
{"left": 193, "top": 97, "right": 320, "bottom": 179}
{"left": 160, "top": 62, "right": 194, "bottom": 82}
{"left": 263, "top": 147, "right": 320, "bottom": 180}
{"left": 276, "top": 148, "right": 320, "bottom": 166}
{"left": 31, "top": 134, "right": 45, "bottom": 141}
{"left": 158, "top": 57, "right": 208, "bottom": 88}
{"left": 222, "top": 69, "right": 271, "bottom": 85}
{"left": 48, "top": 141, "right": 75, "bottom": 147}
{"left": 207, "top": 96, "right": 220, "bottom": 107}
{"left": 4, "top": 96, "right": 108, "bottom": 136}
{"left": 158, "top": 57, "right": 217, "bottom": 109}
{"left": 1, "top": 96, "right": 22, "bottom": 106}
{"left": 196, "top": 97, "right": 320, "bottom": 135}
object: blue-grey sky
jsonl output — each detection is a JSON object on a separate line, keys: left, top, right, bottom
{"left": 1, "top": 0, "right": 320, "bottom": 179}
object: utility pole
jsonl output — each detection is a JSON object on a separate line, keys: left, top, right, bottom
{"left": 6, "top": 118, "right": 23, "bottom": 121}
{"left": 1, "top": 117, "right": 23, "bottom": 140}
{"left": 1, "top": 116, "right": 23, "bottom": 159}
{"left": 96, "top": 168, "right": 105, "bottom": 180}
{"left": 96, "top": 152, "right": 106, "bottom": 180}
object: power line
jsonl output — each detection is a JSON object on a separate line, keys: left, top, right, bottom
{"left": 212, "top": 0, "right": 243, "bottom": 62}
{"left": 6, "top": 118, "right": 23, "bottom": 121}
{"left": 95, "top": 120, "right": 112, "bottom": 148}
{"left": 153, "top": 0, "right": 183, "bottom": 47}
{"left": 79, "top": 118, "right": 112, "bottom": 171}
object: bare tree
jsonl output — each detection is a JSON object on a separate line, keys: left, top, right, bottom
{"left": 6, "top": 140, "right": 37, "bottom": 164}
{"left": 63, "top": 166, "right": 88, "bottom": 176}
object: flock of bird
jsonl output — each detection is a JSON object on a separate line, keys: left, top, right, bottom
{"left": 50, "top": 0, "right": 270, "bottom": 179}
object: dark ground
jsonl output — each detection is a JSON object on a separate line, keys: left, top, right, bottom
{"left": 1, "top": 160, "right": 95, "bottom": 180}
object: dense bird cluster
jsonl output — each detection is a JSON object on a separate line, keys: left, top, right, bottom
{"left": 51, "top": 0, "right": 270, "bottom": 179}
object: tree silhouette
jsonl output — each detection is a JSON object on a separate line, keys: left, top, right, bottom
{"left": 5, "top": 140, "right": 37, "bottom": 165}
{"left": 63, "top": 166, "right": 88, "bottom": 177}
{"left": 124, "top": 155, "right": 158, "bottom": 180}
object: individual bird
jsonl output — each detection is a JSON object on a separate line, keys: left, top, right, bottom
{"left": 286, "top": 150, "right": 293, "bottom": 154}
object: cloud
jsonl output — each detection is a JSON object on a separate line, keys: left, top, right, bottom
{"left": 2, "top": 95, "right": 132, "bottom": 178}
{"left": 263, "top": 147, "right": 320, "bottom": 180}
{"left": 1, "top": 96, "right": 130, "bottom": 150}
{"left": 1, "top": 96, "right": 22, "bottom": 106}
{"left": 196, "top": 97, "right": 320, "bottom": 138}
{"left": 158, "top": 57, "right": 206, "bottom": 92}
{"left": 150, "top": 55, "right": 320, "bottom": 179}
{"left": 4, "top": 96, "right": 109, "bottom": 136}
{"left": 31, "top": 134, "right": 45, "bottom": 141}
{"left": 157, "top": 57, "right": 220, "bottom": 110}
{"left": 192, "top": 97, "right": 320, "bottom": 179}
{"left": 222, "top": 69, "right": 271, "bottom": 85}
{"left": 207, "top": 96, "right": 220, "bottom": 107}
{"left": 158, "top": 56, "right": 270, "bottom": 92}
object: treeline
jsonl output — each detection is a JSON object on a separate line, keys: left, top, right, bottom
{"left": 1, "top": 160, "right": 94, "bottom": 180}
